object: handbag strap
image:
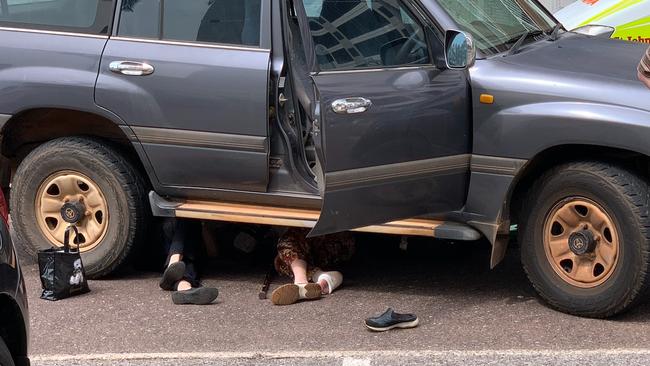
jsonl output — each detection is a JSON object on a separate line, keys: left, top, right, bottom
{"left": 63, "top": 225, "right": 80, "bottom": 253}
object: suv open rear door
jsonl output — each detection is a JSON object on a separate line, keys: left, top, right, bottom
{"left": 289, "top": 0, "right": 473, "bottom": 236}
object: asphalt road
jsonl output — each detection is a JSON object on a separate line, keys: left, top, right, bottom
{"left": 19, "top": 234, "right": 650, "bottom": 365}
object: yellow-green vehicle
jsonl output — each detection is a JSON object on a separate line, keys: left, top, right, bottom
{"left": 555, "top": 0, "right": 650, "bottom": 42}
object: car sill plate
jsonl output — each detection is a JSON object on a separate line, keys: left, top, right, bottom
{"left": 174, "top": 200, "right": 442, "bottom": 237}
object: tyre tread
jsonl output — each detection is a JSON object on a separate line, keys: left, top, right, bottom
{"left": 10, "top": 136, "right": 149, "bottom": 278}
{"left": 520, "top": 160, "right": 650, "bottom": 318}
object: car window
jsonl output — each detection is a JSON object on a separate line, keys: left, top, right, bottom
{"left": 302, "top": 0, "right": 430, "bottom": 71}
{"left": 0, "top": 0, "right": 113, "bottom": 34}
{"left": 437, "top": 0, "right": 556, "bottom": 55}
{"left": 118, "top": 0, "right": 262, "bottom": 47}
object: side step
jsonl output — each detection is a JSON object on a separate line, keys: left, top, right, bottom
{"left": 149, "top": 192, "right": 481, "bottom": 240}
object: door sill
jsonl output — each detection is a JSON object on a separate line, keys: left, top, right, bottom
{"left": 149, "top": 191, "right": 481, "bottom": 240}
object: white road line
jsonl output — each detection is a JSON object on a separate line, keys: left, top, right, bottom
{"left": 30, "top": 349, "right": 650, "bottom": 362}
{"left": 342, "top": 358, "right": 372, "bottom": 366}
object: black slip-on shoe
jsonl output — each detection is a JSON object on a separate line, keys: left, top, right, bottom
{"left": 365, "top": 308, "right": 419, "bottom": 332}
{"left": 172, "top": 287, "right": 219, "bottom": 305}
{"left": 159, "top": 262, "right": 186, "bottom": 291}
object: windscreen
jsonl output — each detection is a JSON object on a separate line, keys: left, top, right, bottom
{"left": 437, "top": 0, "right": 556, "bottom": 55}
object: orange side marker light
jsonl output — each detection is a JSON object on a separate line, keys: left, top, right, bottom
{"left": 480, "top": 94, "right": 494, "bottom": 104}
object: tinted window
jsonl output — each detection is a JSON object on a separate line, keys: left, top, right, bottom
{"left": 302, "top": 0, "right": 430, "bottom": 70}
{"left": 118, "top": 0, "right": 262, "bottom": 47}
{"left": 0, "top": 0, "right": 113, "bottom": 34}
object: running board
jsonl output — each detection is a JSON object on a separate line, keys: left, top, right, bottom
{"left": 149, "top": 192, "right": 481, "bottom": 240}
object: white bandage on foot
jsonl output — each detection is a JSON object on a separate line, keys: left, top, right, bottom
{"left": 312, "top": 271, "right": 343, "bottom": 294}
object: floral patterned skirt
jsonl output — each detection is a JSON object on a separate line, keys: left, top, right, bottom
{"left": 274, "top": 227, "right": 355, "bottom": 278}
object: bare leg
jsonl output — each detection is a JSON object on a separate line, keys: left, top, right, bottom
{"left": 177, "top": 280, "right": 192, "bottom": 291}
{"left": 169, "top": 254, "right": 182, "bottom": 265}
{"left": 290, "top": 259, "right": 309, "bottom": 284}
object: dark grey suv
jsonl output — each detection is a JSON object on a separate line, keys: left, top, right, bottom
{"left": 1, "top": 0, "right": 649, "bottom": 318}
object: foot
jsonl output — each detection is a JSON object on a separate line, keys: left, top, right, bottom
{"left": 271, "top": 283, "right": 321, "bottom": 305}
{"left": 312, "top": 271, "right": 343, "bottom": 295}
{"left": 159, "top": 261, "right": 185, "bottom": 291}
{"left": 171, "top": 287, "right": 219, "bottom": 305}
{"left": 318, "top": 279, "right": 329, "bottom": 295}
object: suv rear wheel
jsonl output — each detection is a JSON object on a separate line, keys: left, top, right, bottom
{"left": 11, "top": 137, "right": 148, "bottom": 278}
{"left": 520, "top": 161, "right": 650, "bottom": 318}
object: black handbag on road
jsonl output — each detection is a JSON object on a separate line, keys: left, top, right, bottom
{"left": 38, "top": 225, "right": 90, "bottom": 301}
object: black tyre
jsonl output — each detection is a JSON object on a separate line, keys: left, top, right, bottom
{"left": 520, "top": 161, "right": 650, "bottom": 318}
{"left": 11, "top": 137, "right": 149, "bottom": 278}
{"left": 0, "top": 336, "right": 15, "bottom": 366}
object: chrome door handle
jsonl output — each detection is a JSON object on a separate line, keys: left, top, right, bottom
{"left": 109, "top": 61, "right": 155, "bottom": 76}
{"left": 331, "top": 97, "right": 372, "bottom": 114}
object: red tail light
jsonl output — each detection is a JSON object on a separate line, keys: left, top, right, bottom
{"left": 0, "top": 189, "right": 9, "bottom": 224}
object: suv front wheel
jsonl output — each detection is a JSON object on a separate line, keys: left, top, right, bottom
{"left": 520, "top": 161, "right": 650, "bottom": 318}
{"left": 11, "top": 137, "right": 148, "bottom": 278}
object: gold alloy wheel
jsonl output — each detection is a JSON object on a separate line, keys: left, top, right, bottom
{"left": 35, "top": 171, "right": 109, "bottom": 252}
{"left": 543, "top": 197, "right": 620, "bottom": 288}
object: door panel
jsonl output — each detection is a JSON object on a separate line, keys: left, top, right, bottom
{"left": 315, "top": 68, "right": 470, "bottom": 171}
{"left": 96, "top": 0, "right": 270, "bottom": 192}
{"left": 310, "top": 67, "right": 471, "bottom": 235}
{"left": 96, "top": 41, "right": 270, "bottom": 191}
{"left": 295, "top": 0, "right": 472, "bottom": 235}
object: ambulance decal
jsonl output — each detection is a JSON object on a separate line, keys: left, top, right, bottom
{"left": 555, "top": 0, "right": 650, "bottom": 43}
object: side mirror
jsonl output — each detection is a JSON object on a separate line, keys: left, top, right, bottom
{"left": 445, "top": 30, "right": 476, "bottom": 69}
{"left": 571, "top": 24, "right": 615, "bottom": 38}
